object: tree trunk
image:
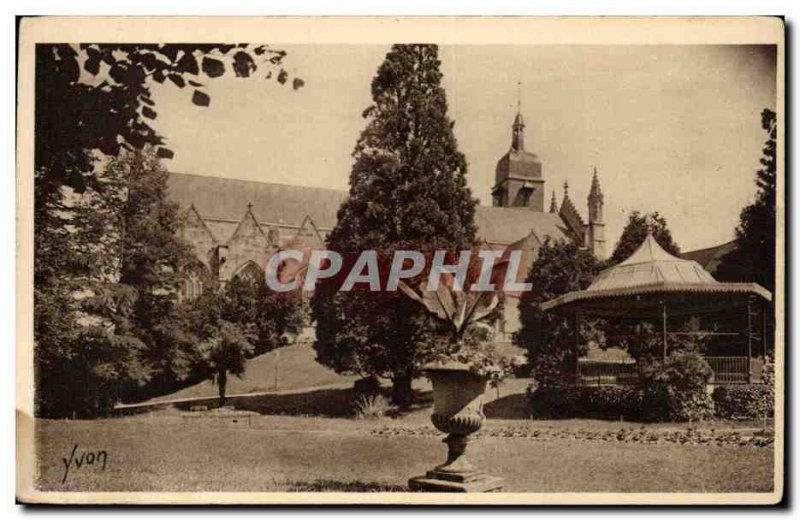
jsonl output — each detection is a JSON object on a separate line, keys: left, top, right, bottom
{"left": 392, "top": 368, "right": 414, "bottom": 410}
{"left": 218, "top": 369, "right": 228, "bottom": 407}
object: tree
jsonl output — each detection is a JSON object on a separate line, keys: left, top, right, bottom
{"left": 37, "top": 281, "right": 153, "bottom": 417}
{"left": 515, "top": 238, "right": 603, "bottom": 387}
{"left": 73, "top": 148, "right": 196, "bottom": 393}
{"left": 716, "top": 109, "right": 777, "bottom": 294}
{"left": 35, "top": 43, "right": 298, "bottom": 314}
{"left": 35, "top": 43, "right": 300, "bottom": 197}
{"left": 609, "top": 211, "right": 680, "bottom": 265}
{"left": 36, "top": 148, "right": 203, "bottom": 416}
{"left": 180, "top": 288, "right": 256, "bottom": 407}
{"left": 222, "top": 275, "right": 305, "bottom": 355}
{"left": 199, "top": 320, "right": 255, "bottom": 407}
{"left": 715, "top": 109, "right": 777, "bottom": 358}
{"left": 34, "top": 43, "right": 299, "bottom": 415}
{"left": 312, "top": 44, "right": 478, "bottom": 408}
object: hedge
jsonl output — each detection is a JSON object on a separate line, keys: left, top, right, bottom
{"left": 528, "top": 353, "right": 716, "bottom": 422}
{"left": 527, "top": 385, "right": 642, "bottom": 420}
{"left": 528, "top": 383, "right": 774, "bottom": 422}
{"left": 712, "top": 384, "right": 774, "bottom": 420}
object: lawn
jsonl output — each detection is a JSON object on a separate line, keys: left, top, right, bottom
{"left": 138, "top": 342, "right": 359, "bottom": 405}
{"left": 125, "top": 341, "right": 528, "bottom": 414}
{"left": 35, "top": 413, "right": 774, "bottom": 493}
{"left": 64, "top": 342, "right": 773, "bottom": 495}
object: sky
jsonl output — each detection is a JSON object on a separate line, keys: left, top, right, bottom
{"left": 150, "top": 44, "right": 777, "bottom": 252}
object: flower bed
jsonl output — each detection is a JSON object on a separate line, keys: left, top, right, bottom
{"left": 369, "top": 424, "right": 774, "bottom": 448}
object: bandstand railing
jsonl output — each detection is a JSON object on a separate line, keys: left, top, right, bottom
{"left": 576, "top": 356, "right": 753, "bottom": 386}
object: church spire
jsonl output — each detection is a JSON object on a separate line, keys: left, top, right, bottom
{"left": 511, "top": 82, "right": 525, "bottom": 152}
{"left": 586, "top": 167, "right": 606, "bottom": 260}
{"left": 589, "top": 167, "right": 603, "bottom": 203}
{"left": 511, "top": 113, "right": 525, "bottom": 152}
{"left": 549, "top": 190, "right": 558, "bottom": 213}
{"left": 588, "top": 167, "right": 604, "bottom": 223}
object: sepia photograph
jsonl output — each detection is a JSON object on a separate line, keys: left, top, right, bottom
{"left": 15, "top": 16, "right": 784, "bottom": 505}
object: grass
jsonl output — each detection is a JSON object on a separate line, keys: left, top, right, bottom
{"left": 35, "top": 413, "right": 774, "bottom": 493}
{"left": 133, "top": 341, "right": 527, "bottom": 409}
{"left": 139, "top": 342, "right": 359, "bottom": 405}
{"left": 70, "top": 343, "right": 773, "bottom": 494}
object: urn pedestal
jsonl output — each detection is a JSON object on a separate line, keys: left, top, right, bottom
{"left": 408, "top": 364, "right": 503, "bottom": 492}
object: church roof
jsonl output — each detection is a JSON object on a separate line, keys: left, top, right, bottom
{"left": 558, "top": 185, "right": 586, "bottom": 238}
{"left": 475, "top": 206, "right": 571, "bottom": 245}
{"left": 496, "top": 149, "right": 542, "bottom": 168}
{"left": 680, "top": 240, "right": 737, "bottom": 275}
{"left": 167, "top": 172, "right": 347, "bottom": 230}
{"left": 168, "top": 172, "right": 573, "bottom": 247}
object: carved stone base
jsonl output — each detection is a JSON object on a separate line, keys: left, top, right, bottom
{"left": 408, "top": 472, "right": 503, "bottom": 492}
{"left": 411, "top": 367, "right": 502, "bottom": 492}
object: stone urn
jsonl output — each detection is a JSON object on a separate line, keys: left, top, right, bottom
{"left": 408, "top": 362, "right": 503, "bottom": 492}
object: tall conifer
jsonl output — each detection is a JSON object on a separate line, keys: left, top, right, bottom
{"left": 312, "top": 45, "right": 477, "bottom": 407}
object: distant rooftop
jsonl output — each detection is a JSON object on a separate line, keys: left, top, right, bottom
{"left": 168, "top": 172, "right": 573, "bottom": 246}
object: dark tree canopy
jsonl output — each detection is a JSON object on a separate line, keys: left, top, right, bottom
{"left": 34, "top": 43, "right": 299, "bottom": 305}
{"left": 514, "top": 238, "right": 603, "bottom": 388}
{"left": 609, "top": 211, "right": 680, "bottom": 265}
{"left": 221, "top": 275, "right": 305, "bottom": 356}
{"left": 37, "top": 148, "right": 191, "bottom": 415}
{"left": 33, "top": 44, "right": 301, "bottom": 416}
{"left": 716, "top": 108, "right": 777, "bottom": 294}
{"left": 715, "top": 108, "right": 777, "bottom": 357}
{"left": 312, "top": 44, "right": 478, "bottom": 408}
{"left": 35, "top": 43, "right": 300, "bottom": 195}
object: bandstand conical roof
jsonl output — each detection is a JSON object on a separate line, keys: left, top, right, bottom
{"left": 540, "top": 233, "right": 771, "bottom": 316}
{"left": 588, "top": 233, "right": 717, "bottom": 291}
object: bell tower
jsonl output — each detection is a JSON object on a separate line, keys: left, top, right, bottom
{"left": 491, "top": 109, "right": 545, "bottom": 212}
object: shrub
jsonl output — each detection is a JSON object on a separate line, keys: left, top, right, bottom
{"left": 637, "top": 353, "right": 714, "bottom": 422}
{"left": 581, "top": 385, "right": 643, "bottom": 420}
{"left": 527, "top": 353, "right": 716, "bottom": 422}
{"left": 526, "top": 385, "right": 577, "bottom": 418}
{"left": 526, "top": 385, "right": 643, "bottom": 420}
{"left": 354, "top": 377, "right": 381, "bottom": 397}
{"left": 762, "top": 358, "right": 775, "bottom": 388}
{"left": 713, "top": 385, "right": 774, "bottom": 420}
{"left": 353, "top": 394, "right": 392, "bottom": 420}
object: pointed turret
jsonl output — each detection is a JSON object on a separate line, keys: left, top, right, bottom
{"left": 560, "top": 181, "right": 573, "bottom": 209}
{"left": 588, "top": 167, "right": 604, "bottom": 222}
{"left": 511, "top": 111, "right": 525, "bottom": 152}
{"left": 558, "top": 180, "right": 586, "bottom": 245}
{"left": 549, "top": 190, "right": 558, "bottom": 213}
{"left": 586, "top": 167, "right": 606, "bottom": 260}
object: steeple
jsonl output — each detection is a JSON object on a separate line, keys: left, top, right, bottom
{"left": 510, "top": 81, "right": 525, "bottom": 152}
{"left": 549, "top": 190, "right": 558, "bottom": 213}
{"left": 587, "top": 167, "right": 604, "bottom": 223}
{"left": 586, "top": 167, "right": 606, "bottom": 260}
{"left": 511, "top": 112, "right": 525, "bottom": 152}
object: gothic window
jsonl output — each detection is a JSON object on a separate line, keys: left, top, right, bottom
{"left": 180, "top": 264, "right": 207, "bottom": 302}
{"left": 233, "top": 261, "right": 265, "bottom": 287}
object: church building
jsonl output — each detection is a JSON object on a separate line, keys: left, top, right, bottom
{"left": 167, "top": 110, "right": 607, "bottom": 336}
